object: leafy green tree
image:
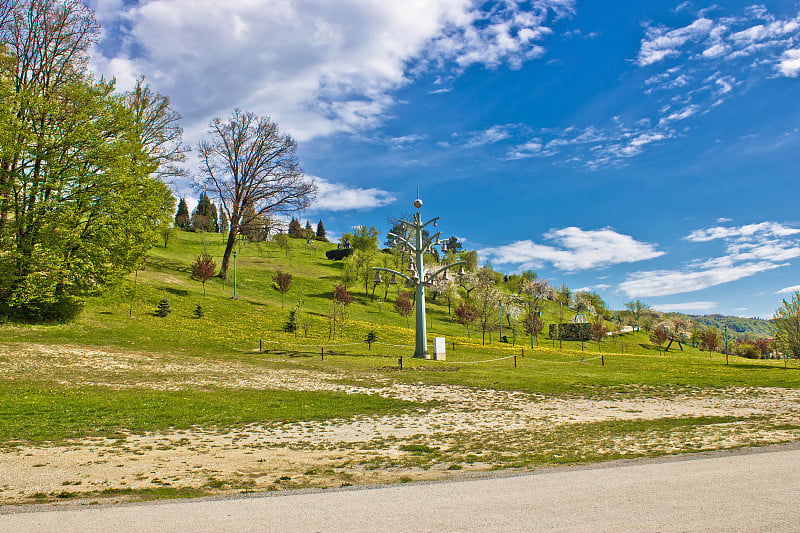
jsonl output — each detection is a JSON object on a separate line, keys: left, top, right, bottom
{"left": 175, "top": 199, "right": 191, "bottom": 229}
{"left": 773, "top": 291, "right": 800, "bottom": 359}
{"left": 0, "top": 2, "right": 180, "bottom": 319}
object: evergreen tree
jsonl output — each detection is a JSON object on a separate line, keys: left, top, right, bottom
{"left": 304, "top": 221, "right": 314, "bottom": 239}
{"left": 192, "top": 193, "right": 217, "bottom": 232}
{"left": 155, "top": 296, "right": 172, "bottom": 317}
{"left": 288, "top": 217, "right": 303, "bottom": 237}
{"left": 194, "top": 304, "right": 204, "bottom": 318}
{"left": 175, "top": 199, "right": 190, "bottom": 229}
{"left": 316, "top": 220, "right": 327, "bottom": 241}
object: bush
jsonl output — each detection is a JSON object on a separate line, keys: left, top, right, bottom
{"left": 194, "top": 304, "right": 204, "bottom": 318}
{"left": 733, "top": 342, "right": 760, "bottom": 359}
{"left": 0, "top": 294, "right": 84, "bottom": 323}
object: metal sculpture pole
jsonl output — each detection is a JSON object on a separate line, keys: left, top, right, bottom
{"left": 373, "top": 197, "right": 465, "bottom": 358}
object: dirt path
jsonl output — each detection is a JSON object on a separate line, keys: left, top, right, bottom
{"left": 1, "top": 343, "right": 799, "bottom": 505}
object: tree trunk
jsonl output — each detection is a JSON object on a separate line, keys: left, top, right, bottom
{"left": 219, "top": 221, "right": 239, "bottom": 279}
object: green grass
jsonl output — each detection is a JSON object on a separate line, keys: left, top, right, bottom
{"left": 1, "top": 229, "right": 798, "bottom": 444}
{"left": 0, "top": 381, "right": 414, "bottom": 445}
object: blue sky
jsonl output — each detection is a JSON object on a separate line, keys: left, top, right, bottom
{"left": 87, "top": 0, "right": 800, "bottom": 317}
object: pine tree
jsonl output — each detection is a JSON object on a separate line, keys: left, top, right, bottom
{"left": 316, "top": 220, "right": 327, "bottom": 241}
{"left": 155, "top": 296, "right": 172, "bottom": 317}
{"left": 304, "top": 221, "right": 314, "bottom": 239}
{"left": 175, "top": 199, "right": 190, "bottom": 229}
{"left": 288, "top": 217, "right": 303, "bottom": 238}
{"left": 194, "top": 304, "right": 204, "bottom": 318}
{"left": 192, "top": 193, "right": 217, "bottom": 232}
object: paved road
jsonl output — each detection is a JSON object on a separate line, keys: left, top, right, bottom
{"left": 3, "top": 445, "right": 799, "bottom": 532}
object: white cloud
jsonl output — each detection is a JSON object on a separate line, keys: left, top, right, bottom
{"left": 685, "top": 222, "right": 800, "bottom": 242}
{"left": 776, "top": 284, "right": 800, "bottom": 294}
{"left": 637, "top": 17, "right": 716, "bottom": 66}
{"left": 481, "top": 227, "right": 664, "bottom": 272}
{"left": 620, "top": 220, "right": 800, "bottom": 297}
{"left": 89, "top": 0, "right": 573, "bottom": 143}
{"left": 778, "top": 48, "right": 800, "bottom": 77}
{"left": 653, "top": 301, "right": 717, "bottom": 313}
{"left": 310, "top": 177, "right": 397, "bottom": 211}
{"left": 465, "top": 125, "right": 514, "bottom": 148}
{"left": 620, "top": 262, "right": 783, "bottom": 297}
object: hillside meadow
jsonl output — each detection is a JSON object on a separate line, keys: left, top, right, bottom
{"left": 0, "top": 230, "right": 798, "bottom": 505}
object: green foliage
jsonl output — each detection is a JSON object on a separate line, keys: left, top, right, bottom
{"left": 316, "top": 220, "right": 327, "bottom": 241}
{"left": 0, "top": 6, "right": 178, "bottom": 318}
{"left": 175, "top": 199, "right": 190, "bottom": 229}
{"left": 365, "top": 329, "right": 378, "bottom": 347}
{"left": 284, "top": 310, "right": 298, "bottom": 334}
{"left": 192, "top": 193, "right": 218, "bottom": 232}
{"left": 155, "top": 296, "right": 172, "bottom": 318}
{"left": 194, "top": 304, "right": 204, "bottom": 319}
{"left": 733, "top": 342, "right": 760, "bottom": 359}
{"left": 773, "top": 291, "right": 800, "bottom": 359}
{"left": 691, "top": 313, "right": 773, "bottom": 338}
{"left": 288, "top": 217, "right": 303, "bottom": 238}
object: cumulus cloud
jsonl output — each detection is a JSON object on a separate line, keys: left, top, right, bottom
{"left": 685, "top": 222, "right": 800, "bottom": 242}
{"left": 480, "top": 227, "right": 664, "bottom": 272}
{"left": 310, "top": 177, "right": 397, "bottom": 211}
{"left": 88, "top": 0, "right": 574, "bottom": 144}
{"left": 778, "top": 48, "right": 800, "bottom": 77}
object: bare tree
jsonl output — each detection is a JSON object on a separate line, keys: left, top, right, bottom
{"left": 124, "top": 77, "right": 190, "bottom": 182}
{"left": 196, "top": 110, "right": 316, "bottom": 278}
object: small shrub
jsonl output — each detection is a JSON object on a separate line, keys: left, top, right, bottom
{"left": 283, "top": 310, "right": 297, "bottom": 334}
{"left": 194, "top": 304, "right": 204, "bottom": 318}
{"left": 155, "top": 296, "right": 172, "bottom": 318}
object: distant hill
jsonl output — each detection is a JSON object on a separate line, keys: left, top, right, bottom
{"left": 688, "top": 314, "right": 773, "bottom": 338}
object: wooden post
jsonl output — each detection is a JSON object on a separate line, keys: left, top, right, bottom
{"left": 399, "top": 356, "right": 403, "bottom": 370}
{"left": 452, "top": 341, "right": 455, "bottom": 352}
{"left": 514, "top": 355, "right": 517, "bottom": 368}
{"left": 321, "top": 347, "right": 324, "bottom": 361}
{"left": 522, "top": 348, "right": 525, "bottom": 358}
{"left": 601, "top": 355, "right": 604, "bottom": 367}
{"left": 259, "top": 339, "right": 262, "bottom": 352}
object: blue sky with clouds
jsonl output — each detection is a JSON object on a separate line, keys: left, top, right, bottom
{"left": 88, "top": 0, "right": 800, "bottom": 317}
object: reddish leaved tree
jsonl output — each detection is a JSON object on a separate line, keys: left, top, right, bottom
{"left": 454, "top": 300, "right": 478, "bottom": 338}
{"left": 650, "top": 327, "right": 669, "bottom": 353}
{"left": 698, "top": 330, "right": 719, "bottom": 353}
{"left": 590, "top": 319, "right": 607, "bottom": 351}
{"left": 331, "top": 284, "right": 351, "bottom": 339}
{"left": 273, "top": 270, "right": 292, "bottom": 308}
{"left": 191, "top": 251, "right": 216, "bottom": 297}
{"left": 521, "top": 311, "right": 544, "bottom": 348}
{"left": 394, "top": 291, "right": 414, "bottom": 328}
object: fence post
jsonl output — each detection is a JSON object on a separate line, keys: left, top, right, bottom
{"left": 321, "top": 347, "right": 324, "bottom": 361}
{"left": 514, "top": 355, "right": 517, "bottom": 368}
{"left": 399, "top": 356, "right": 403, "bottom": 370}
{"left": 601, "top": 355, "right": 604, "bottom": 367}
{"left": 452, "top": 341, "right": 455, "bottom": 352}
{"left": 522, "top": 348, "right": 524, "bottom": 358}
{"left": 259, "top": 339, "right": 262, "bottom": 352}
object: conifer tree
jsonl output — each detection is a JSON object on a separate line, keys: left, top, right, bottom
{"left": 155, "top": 296, "right": 172, "bottom": 317}
{"left": 288, "top": 217, "right": 303, "bottom": 237}
{"left": 218, "top": 205, "right": 228, "bottom": 234}
{"left": 316, "top": 220, "right": 327, "bottom": 241}
{"left": 175, "top": 199, "right": 190, "bottom": 229}
{"left": 304, "top": 221, "right": 314, "bottom": 238}
{"left": 192, "top": 193, "right": 217, "bottom": 232}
